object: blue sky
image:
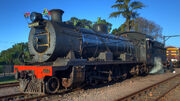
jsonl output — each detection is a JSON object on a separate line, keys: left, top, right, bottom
{"left": 0, "top": 0, "right": 180, "bottom": 52}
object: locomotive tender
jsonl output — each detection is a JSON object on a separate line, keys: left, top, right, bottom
{"left": 14, "top": 9, "right": 166, "bottom": 94}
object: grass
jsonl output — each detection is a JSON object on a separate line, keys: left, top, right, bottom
{"left": 0, "top": 76, "right": 17, "bottom": 84}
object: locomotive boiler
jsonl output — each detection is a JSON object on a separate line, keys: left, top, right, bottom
{"left": 14, "top": 9, "right": 166, "bottom": 94}
{"left": 29, "top": 9, "right": 134, "bottom": 63}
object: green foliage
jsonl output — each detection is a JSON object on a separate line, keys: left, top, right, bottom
{"left": 109, "top": 0, "right": 162, "bottom": 38}
{"left": 111, "top": 23, "right": 127, "bottom": 35}
{"left": 109, "top": 0, "right": 144, "bottom": 31}
{"left": 68, "top": 17, "right": 92, "bottom": 29}
{"left": 111, "top": 28, "right": 119, "bottom": 35}
{"left": 0, "top": 42, "right": 30, "bottom": 65}
{"left": 68, "top": 17, "right": 112, "bottom": 33}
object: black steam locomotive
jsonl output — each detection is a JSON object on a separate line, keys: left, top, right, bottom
{"left": 14, "top": 9, "right": 166, "bottom": 94}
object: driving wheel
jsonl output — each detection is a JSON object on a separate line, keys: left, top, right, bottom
{"left": 45, "top": 77, "right": 60, "bottom": 94}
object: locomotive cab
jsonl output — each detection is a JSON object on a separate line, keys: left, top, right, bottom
{"left": 120, "top": 32, "right": 166, "bottom": 66}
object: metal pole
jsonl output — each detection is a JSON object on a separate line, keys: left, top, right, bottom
{"left": 163, "top": 35, "right": 180, "bottom": 47}
{"left": 163, "top": 36, "right": 165, "bottom": 47}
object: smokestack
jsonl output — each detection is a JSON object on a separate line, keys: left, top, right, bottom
{"left": 49, "top": 9, "right": 64, "bottom": 23}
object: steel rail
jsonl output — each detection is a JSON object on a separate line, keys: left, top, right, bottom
{"left": 0, "top": 82, "right": 19, "bottom": 89}
{"left": 115, "top": 73, "right": 180, "bottom": 101}
{"left": 0, "top": 93, "right": 47, "bottom": 101}
{"left": 0, "top": 93, "right": 25, "bottom": 100}
{"left": 17, "top": 94, "right": 48, "bottom": 101}
{"left": 155, "top": 82, "right": 180, "bottom": 101}
{"left": 18, "top": 88, "right": 83, "bottom": 101}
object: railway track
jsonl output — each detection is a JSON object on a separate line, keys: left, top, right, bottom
{"left": 115, "top": 73, "right": 180, "bottom": 101}
{"left": 0, "top": 86, "right": 83, "bottom": 101}
{"left": 0, "top": 82, "right": 19, "bottom": 89}
{"left": 0, "top": 82, "right": 46, "bottom": 101}
{"left": 0, "top": 93, "right": 25, "bottom": 101}
{"left": 0, "top": 92, "right": 47, "bottom": 101}
{"left": 2, "top": 74, "right": 180, "bottom": 101}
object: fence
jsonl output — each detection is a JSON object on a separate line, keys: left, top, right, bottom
{"left": 0, "top": 65, "right": 14, "bottom": 77}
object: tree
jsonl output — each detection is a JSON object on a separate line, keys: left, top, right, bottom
{"left": 95, "top": 17, "right": 112, "bottom": 32}
{"left": 111, "top": 23, "right": 128, "bottom": 35}
{"left": 0, "top": 42, "right": 30, "bottom": 65}
{"left": 132, "top": 17, "right": 163, "bottom": 40}
{"left": 68, "top": 17, "right": 92, "bottom": 29}
{"left": 109, "top": 0, "right": 144, "bottom": 31}
{"left": 111, "top": 17, "right": 163, "bottom": 41}
{"left": 111, "top": 28, "right": 119, "bottom": 35}
{"left": 68, "top": 17, "right": 113, "bottom": 33}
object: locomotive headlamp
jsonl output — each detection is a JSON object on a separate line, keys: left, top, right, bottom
{"left": 30, "top": 12, "right": 43, "bottom": 22}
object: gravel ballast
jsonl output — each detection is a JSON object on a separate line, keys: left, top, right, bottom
{"left": 56, "top": 68, "right": 180, "bottom": 101}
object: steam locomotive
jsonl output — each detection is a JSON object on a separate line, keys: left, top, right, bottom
{"left": 14, "top": 9, "right": 166, "bottom": 94}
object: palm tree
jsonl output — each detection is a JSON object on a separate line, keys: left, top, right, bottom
{"left": 109, "top": 0, "right": 144, "bottom": 31}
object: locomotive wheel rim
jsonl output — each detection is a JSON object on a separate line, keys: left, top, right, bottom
{"left": 46, "top": 77, "right": 60, "bottom": 94}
